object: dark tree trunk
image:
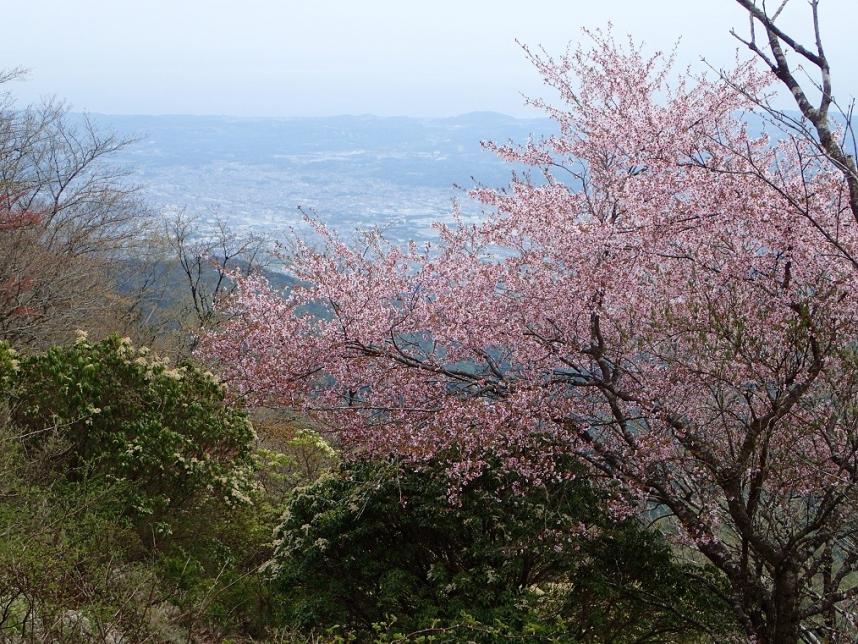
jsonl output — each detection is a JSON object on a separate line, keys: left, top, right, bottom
{"left": 749, "top": 567, "right": 800, "bottom": 644}
{"left": 770, "top": 569, "right": 800, "bottom": 644}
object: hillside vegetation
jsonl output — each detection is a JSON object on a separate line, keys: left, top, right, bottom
{"left": 4, "top": 2, "right": 858, "bottom": 641}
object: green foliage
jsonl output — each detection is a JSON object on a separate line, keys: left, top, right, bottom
{"left": 0, "top": 422, "right": 169, "bottom": 642}
{"left": 1, "top": 334, "right": 255, "bottom": 521}
{"left": 0, "top": 336, "right": 737, "bottom": 641}
{"left": 0, "top": 337, "right": 298, "bottom": 641}
{"left": 255, "top": 423, "right": 340, "bottom": 494}
{"left": 0, "top": 342, "right": 17, "bottom": 392}
{"left": 269, "top": 456, "right": 737, "bottom": 642}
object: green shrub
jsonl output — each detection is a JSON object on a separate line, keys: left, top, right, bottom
{"left": 0, "top": 334, "right": 255, "bottom": 523}
{"left": 0, "top": 421, "right": 170, "bottom": 642}
{"left": 268, "top": 456, "right": 736, "bottom": 642}
{"left": 0, "top": 337, "right": 737, "bottom": 641}
{"left": 0, "top": 337, "right": 283, "bottom": 640}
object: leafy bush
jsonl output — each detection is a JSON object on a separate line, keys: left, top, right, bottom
{"left": 268, "top": 456, "right": 736, "bottom": 642}
{"left": 0, "top": 337, "right": 288, "bottom": 641}
{"left": 0, "top": 334, "right": 255, "bottom": 522}
{"left": 0, "top": 420, "right": 173, "bottom": 642}
{"left": 0, "top": 337, "right": 737, "bottom": 641}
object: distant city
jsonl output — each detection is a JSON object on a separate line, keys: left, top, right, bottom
{"left": 87, "top": 112, "right": 556, "bottom": 244}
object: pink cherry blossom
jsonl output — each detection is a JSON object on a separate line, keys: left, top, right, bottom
{"left": 199, "top": 29, "right": 858, "bottom": 641}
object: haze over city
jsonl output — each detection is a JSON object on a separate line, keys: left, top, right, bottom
{"left": 4, "top": 0, "right": 857, "bottom": 117}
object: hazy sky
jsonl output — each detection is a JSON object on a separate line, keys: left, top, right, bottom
{"left": 2, "top": 0, "right": 856, "bottom": 118}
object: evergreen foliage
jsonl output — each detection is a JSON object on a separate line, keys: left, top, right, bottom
{"left": 0, "top": 335, "right": 255, "bottom": 523}
{"left": 270, "top": 456, "right": 736, "bottom": 642}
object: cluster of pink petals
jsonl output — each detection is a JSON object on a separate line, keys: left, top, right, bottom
{"left": 199, "top": 31, "right": 858, "bottom": 575}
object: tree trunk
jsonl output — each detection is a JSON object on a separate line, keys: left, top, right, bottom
{"left": 765, "top": 567, "right": 801, "bottom": 644}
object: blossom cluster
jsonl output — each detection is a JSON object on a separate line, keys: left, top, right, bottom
{"left": 200, "top": 31, "right": 858, "bottom": 610}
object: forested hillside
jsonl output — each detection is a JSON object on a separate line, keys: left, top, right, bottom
{"left": 2, "top": 1, "right": 858, "bottom": 642}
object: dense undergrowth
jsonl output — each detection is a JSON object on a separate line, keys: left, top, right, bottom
{"left": 0, "top": 335, "right": 739, "bottom": 642}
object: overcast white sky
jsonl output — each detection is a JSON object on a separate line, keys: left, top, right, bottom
{"left": 2, "top": 0, "right": 856, "bottom": 118}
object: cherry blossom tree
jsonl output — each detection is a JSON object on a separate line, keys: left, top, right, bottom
{"left": 201, "top": 5, "right": 858, "bottom": 641}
